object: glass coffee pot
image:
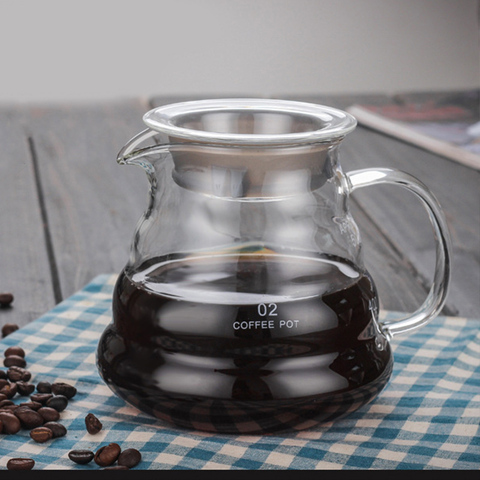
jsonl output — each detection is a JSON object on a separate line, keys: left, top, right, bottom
{"left": 97, "top": 99, "right": 451, "bottom": 434}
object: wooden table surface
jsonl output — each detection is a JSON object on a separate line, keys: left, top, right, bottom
{"left": 1, "top": 93, "right": 478, "bottom": 330}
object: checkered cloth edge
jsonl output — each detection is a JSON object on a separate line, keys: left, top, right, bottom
{"left": 0, "top": 274, "right": 478, "bottom": 470}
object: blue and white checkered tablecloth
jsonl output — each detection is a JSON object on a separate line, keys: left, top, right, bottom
{"left": 0, "top": 274, "right": 478, "bottom": 470}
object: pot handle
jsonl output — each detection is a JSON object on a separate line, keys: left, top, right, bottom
{"left": 345, "top": 168, "right": 452, "bottom": 339}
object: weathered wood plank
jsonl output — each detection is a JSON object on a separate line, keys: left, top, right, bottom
{"left": 22, "top": 99, "right": 151, "bottom": 300}
{"left": 343, "top": 202, "right": 428, "bottom": 313}
{"left": 12, "top": 93, "right": 476, "bottom": 326}
{"left": 290, "top": 94, "right": 479, "bottom": 317}
{"left": 0, "top": 107, "right": 55, "bottom": 327}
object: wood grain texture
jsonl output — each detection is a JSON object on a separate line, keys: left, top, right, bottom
{"left": 1, "top": 93, "right": 476, "bottom": 330}
{"left": 21, "top": 99, "right": 150, "bottom": 300}
{"left": 280, "top": 94, "right": 479, "bottom": 317}
{"left": 0, "top": 107, "right": 55, "bottom": 327}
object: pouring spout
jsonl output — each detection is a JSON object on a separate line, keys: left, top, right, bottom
{"left": 117, "top": 128, "right": 162, "bottom": 165}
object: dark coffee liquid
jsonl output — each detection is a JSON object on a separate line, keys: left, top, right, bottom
{"left": 97, "top": 252, "right": 392, "bottom": 433}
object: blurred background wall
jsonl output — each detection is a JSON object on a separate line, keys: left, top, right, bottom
{"left": 0, "top": 0, "right": 478, "bottom": 103}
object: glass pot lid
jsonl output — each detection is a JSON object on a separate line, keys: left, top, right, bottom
{"left": 143, "top": 98, "right": 357, "bottom": 146}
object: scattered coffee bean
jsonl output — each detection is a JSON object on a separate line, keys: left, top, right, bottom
{"left": 51, "top": 382, "right": 77, "bottom": 399}
{"left": 19, "top": 401, "right": 42, "bottom": 411}
{"left": 6, "top": 458, "right": 35, "bottom": 471}
{"left": 46, "top": 394, "right": 68, "bottom": 412}
{"left": 43, "top": 421, "right": 67, "bottom": 438}
{"left": 68, "top": 449, "right": 95, "bottom": 465}
{"left": 0, "top": 404, "right": 18, "bottom": 412}
{"left": 3, "top": 355, "right": 26, "bottom": 368}
{"left": 36, "top": 381, "right": 52, "bottom": 393}
{"left": 0, "top": 399, "right": 14, "bottom": 408}
{"left": 16, "top": 381, "right": 35, "bottom": 396}
{"left": 4, "top": 346, "right": 25, "bottom": 358}
{"left": 30, "top": 426, "right": 53, "bottom": 443}
{"left": 14, "top": 406, "right": 44, "bottom": 429}
{"left": 118, "top": 448, "right": 142, "bottom": 468}
{"left": 0, "top": 382, "right": 17, "bottom": 399}
{"left": 85, "top": 412, "right": 102, "bottom": 434}
{"left": 0, "top": 293, "right": 14, "bottom": 307}
{"left": 0, "top": 339, "right": 144, "bottom": 472}
{"left": 0, "top": 411, "right": 21, "bottom": 434}
{"left": 8, "top": 366, "right": 31, "bottom": 382}
{"left": 94, "top": 443, "right": 121, "bottom": 467}
{"left": 1, "top": 323, "right": 19, "bottom": 337}
{"left": 38, "top": 406, "right": 60, "bottom": 422}
{"left": 30, "top": 393, "right": 53, "bottom": 404}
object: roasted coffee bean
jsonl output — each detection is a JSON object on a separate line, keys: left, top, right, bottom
{"left": 68, "top": 450, "right": 95, "bottom": 465}
{"left": 36, "top": 381, "right": 52, "bottom": 393}
{"left": 0, "top": 411, "right": 21, "bottom": 434}
{"left": 0, "top": 293, "right": 14, "bottom": 307}
{"left": 6, "top": 458, "right": 35, "bottom": 471}
{"left": 30, "top": 393, "right": 53, "bottom": 404}
{"left": 7, "top": 370, "right": 23, "bottom": 383}
{"left": 51, "top": 382, "right": 77, "bottom": 399}
{"left": 7, "top": 366, "right": 31, "bottom": 382}
{"left": 0, "top": 378, "right": 8, "bottom": 389}
{"left": 85, "top": 412, "right": 103, "bottom": 434}
{"left": 38, "top": 406, "right": 60, "bottom": 422}
{"left": 0, "top": 393, "right": 7, "bottom": 401}
{"left": 30, "top": 426, "right": 53, "bottom": 443}
{"left": 46, "top": 394, "right": 68, "bottom": 412}
{"left": 1, "top": 405, "right": 19, "bottom": 413}
{"left": 14, "top": 406, "right": 44, "bottom": 429}
{"left": 0, "top": 369, "right": 6, "bottom": 379}
{"left": 0, "top": 382, "right": 17, "bottom": 399}
{"left": 19, "top": 401, "right": 42, "bottom": 411}
{"left": 0, "top": 399, "right": 14, "bottom": 408}
{"left": 4, "top": 346, "right": 25, "bottom": 358}
{"left": 43, "top": 421, "right": 67, "bottom": 438}
{"left": 118, "top": 448, "right": 142, "bottom": 468}
{"left": 94, "top": 443, "right": 121, "bottom": 467}
{"left": 1, "top": 323, "right": 19, "bottom": 337}
{"left": 16, "top": 381, "right": 35, "bottom": 396}
{"left": 3, "top": 355, "right": 26, "bottom": 368}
